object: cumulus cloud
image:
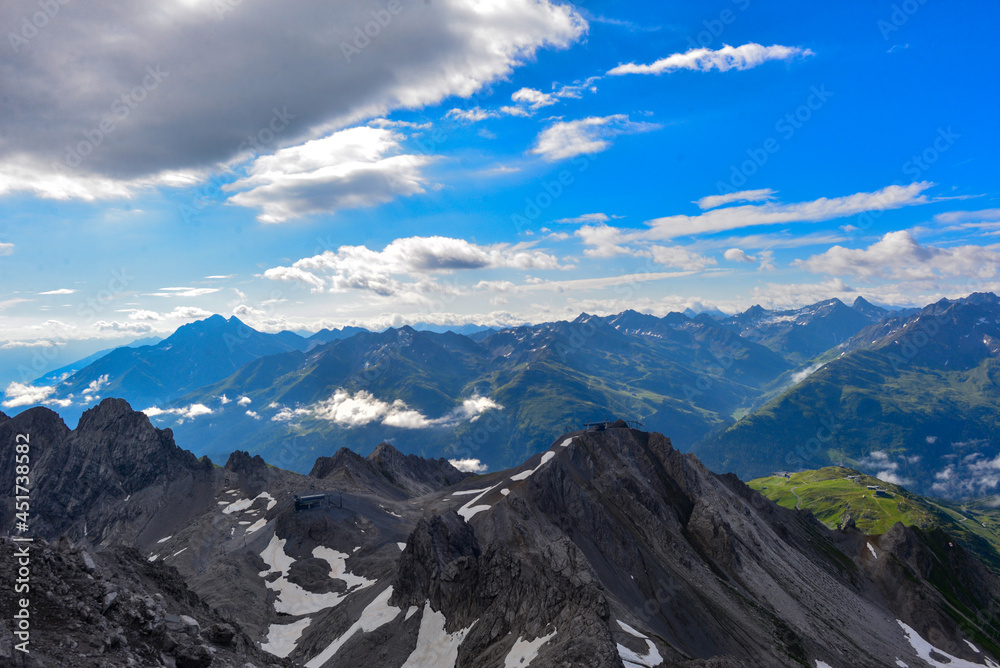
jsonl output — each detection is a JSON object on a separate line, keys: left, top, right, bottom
{"left": 648, "top": 246, "right": 717, "bottom": 271}
{"left": 263, "top": 236, "right": 564, "bottom": 298}
{"left": 724, "top": 248, "right": 755, "bottom": 263}
{"left": 697, "top": 189, "right": 777, "bottom": 210}
{"left": 449, "top": 458, "right": 488, "bottom": 473}
{"left": 246, "top": 410, "right": 261, "bottom": 420}
{"left": 224, "top": 127, "right": 434, "bottom": 223}
{"left": 83, "top": 375, "right": 110, "bottom": 396}
{"left": 0, "top": 243, "right": 14, "bottom": 256}
{"left": 95, "top": 321, "right": 155, "bottom": 334}
{"left": 238, "top": 396, "right": 252, "bottom": 406}
{"left": 38, "top": 288, "right": 77, "bottom": 295}
{"left": 876, "top": 470, "right": 912, "bottom": 486}
{"left": 795, "top": 230, "right": 1000, "bottom": 280}
{"left": 530, "top": 114, "right": 660, "bottom": 161}
{"left": 143, "top": 403, "right": 214, "bottom": 422}
{"left": 723, "top": 247, "right": 774, "bottom": 271}
{"left": 2, "top": 382, "right": 57, "bottom": 408}
{"left": 608, "top": 43, "right": 813, "bottom": 76}
{"left": 932, "top": 452, "right": 1000, "bottom": 497}
{"left": 0, "top": 0, "right": 585, "bottom": 200}
{"left": 271, "top": 390, "right": 501, "bottom": 429}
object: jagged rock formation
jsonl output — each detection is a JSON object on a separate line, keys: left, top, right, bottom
{"left": 2, "top": 402, "right": 998, "bottom": 667}
{"left": 311, "top": 442, "right": 470, "bottom": 498}
{"left": 0, "top": 399, "right": 216, "bottom": 547}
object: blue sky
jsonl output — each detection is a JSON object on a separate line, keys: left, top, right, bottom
{"left": 0, "top": 0, "right": 998, "bottom": 375}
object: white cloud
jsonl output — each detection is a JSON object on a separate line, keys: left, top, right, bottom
{"left": 645, "top": 182, "right": 933, "bottom": 240}
{"left": 95, "top": 321, "right": 155, "bottom": 334}
{"left": 697, "top": 189, "right": 776, "bottom": 210}
{"left": 2, "top": 382, "right": 57, "bottom": 408}
{"left": 271, "top": 390, "right": 501, "bottom": 430}
{"left": 934, "top": 208, "right": 1000, "bottom": 225}
{"left": 246, "top": 410, "right": 261, "bottom": 420}
{"left": 446, "top": 107, "right": 500, "bottom": 122}
{"left": 0, "top": 243, "right": 14, "bottom": 256}
{"left": 553, "top": 212, "right": 621, "bottom": 225}
{"left": 932, "top": 452, "right": 1000, "bottom": 497}
{"left": 238, "top": 396, "right": 252, "bottom": 406}
{"left": 38, "top": 288, "right": 77, "bottom": 295}
{"left": 0, "top": 0, "right": 585, "bottom": 200}
{"left": 218, "top": 394, "right": 231, "bottom": 405}
{"left": 530, "top": 114, "right": 660, "bottom": 161}
{"left": 1, "top": 340, "right": 66, "bottom": 349}
{"left": 449, "top": 458, "right": 488, "bottom": 473}
{"left": 83, "top": 375, "right": 110, "bottom": 396}
{"left": 796, "top": 230, "right": 1000, "bottom": 280}
{"left": 608, "top": 43, "right": 814, "bottom": 76}
{"left": 724, "top": 248, "right": 756, "bottom": 263}
{"left": 723, "top": 247, "right": 774, "bottom": 271}
{"left": 263, "top": 236, "right": 564, "bottom": 297}
{"left": 224, "top": 126, "right": 434, "bottom": 223}
{"left": 143, "top": 403, "right": 214, "bottom": 422}
{"left": 145, "top": 288, "right": 220, "bottom": 298}
{"left": 876, "top": 470, "right": 912, "bottom": 487}
{"left": 511, "top": 87, "right": 558, "bottom": 110}
{"left": 648, "top": 245, "right": 717, "bottom": 271}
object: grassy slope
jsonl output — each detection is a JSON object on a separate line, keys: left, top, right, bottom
{"left": 749, "top": 467, "right": 1000, "bottom": 575}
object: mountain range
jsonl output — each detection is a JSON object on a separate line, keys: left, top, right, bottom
{"left": 3, "top": 401, "right": 1000, "bottom": 667}
{"left": 10, "top": 293, "right": 1000, "bottom": 498}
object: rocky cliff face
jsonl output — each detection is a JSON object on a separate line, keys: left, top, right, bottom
{"left": 0, "top": 398, "right": 215, "bottom": 546}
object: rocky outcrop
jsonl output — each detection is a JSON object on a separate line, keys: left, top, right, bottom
{"left": 310, "top": 443, "right": 470, "bottom": 499}
{"left": 0, "top": 536, "right": 280, "bottom": 667}
{"left": 366, "top": 442, "right": 470, "bottom": 497}
{"left": 0, "top": 398, "right": 215, "bottom": 546}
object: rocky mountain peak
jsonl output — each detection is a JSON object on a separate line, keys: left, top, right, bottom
{"left": 224, "top": 449, "right": 268, "bottom": 474}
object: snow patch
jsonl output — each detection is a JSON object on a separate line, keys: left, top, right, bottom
{"left": 156, "top": 535, "right": 172, "bottom": 544}
{"left": 501, "top": 488, "right": 510, "bottom": 496}
{"left": 148, "top": 555, "right": 159, "bottom": 562}
{"left": 457, "top": 483, "right": 502, "bottom": 521}
{"left": 261, "top": 617, "right": 312, "bottom": 658}
{"left": 560, "top": 438, "right": 573, "bottom": 447}
{"left": 504, "top": 628, "right": 556, "bottom": 667}
{"left": 223, "top": 491, "right": 276, "bottom": 514}
{"left": 258, "top": 536, "right": 375, "bottom": 615}
{"left": 401, "top": 602, "right": 476, "bottom": 668}
{"left": 867, "top": 543, "right": 878, "bottom": 559}
{"left": 246, "top": 518, "right": 268, "bottom": 534}
{"left": 616, "top": 620, "right": 663, "bottom": 667}
{"left": 313, "top": 546, "right": 376, "bottom": 590}
{"left": 898, "top": 620, "right": 999, "bottom": 667}
{"left": 305, "top": 587, "right": 401, "bottom": 668}
{"left": 397, "top": 542, "right": 407, "bottom": 551}
{"left": 170, "top": 548, "right": 187, "bottom": 558}
{"left": 510, "top": 451, "right": 555, "bottom": 482}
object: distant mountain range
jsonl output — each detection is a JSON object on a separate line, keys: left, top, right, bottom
{"left": 698, "top": 293, "right": 1000, "bottom": 496}
{"left": 10, "top": 293, "right": 1000, "bottom": 498}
